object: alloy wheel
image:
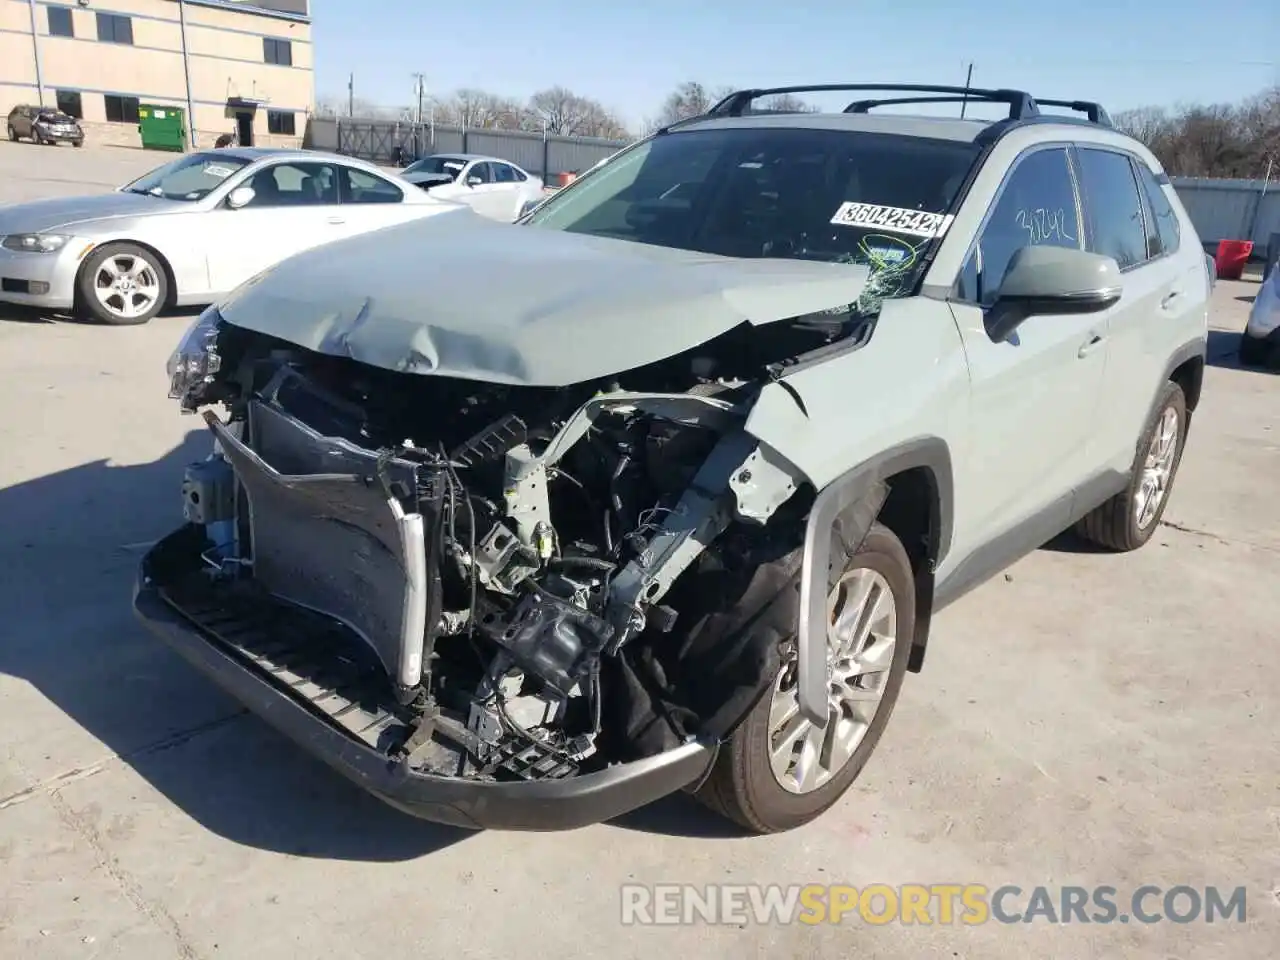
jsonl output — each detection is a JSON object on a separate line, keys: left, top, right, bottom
{"left": 768, "top": 567, "right": 898, "bottom": 794}
{"left": 1135, "top": 405, "right": 1179, "bottom": 530}
{"left": 93, "top": 254, "right": 161, "bottom": 322}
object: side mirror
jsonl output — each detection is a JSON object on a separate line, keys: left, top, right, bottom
{"left": 987, "top": 245, "right": 1122, "bottom": 342}
{"left": 226, "top": 186, "right": 256, "bottom": 210}
{"left": 466, "top": 176, "right": 483, "bottom": 187}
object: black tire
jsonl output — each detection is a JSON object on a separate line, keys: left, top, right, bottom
{"left": 1239, "top": 333, "right": 1271, "bottom": 368}
{"left": 73, "top": 140, "right": 84, "bottom": 149}
{"left": 6, "top": 124, "right": 16, "bottom": 142}
{"left": 75, "top": 243, "right": 169, "bottom": 326}
{"left": 1076, "top": 381, "right": 1188, "bottom": 551}
{"left": 695, "top": 522, "right": 915, "bottom": 833}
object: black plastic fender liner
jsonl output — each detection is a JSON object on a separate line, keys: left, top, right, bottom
{"left": 796, "top": 438, "right": 952, "bottom": 726}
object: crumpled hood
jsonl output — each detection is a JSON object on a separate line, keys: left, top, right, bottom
{"left": 218, "top": 211, "right": 871, "bottom": 387}
{"left": 0, "top": 192, "right": 186, "bottom": 234}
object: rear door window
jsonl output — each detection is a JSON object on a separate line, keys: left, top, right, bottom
{"left": 1076, "top": 148, "right": 1149, "bottom": 270}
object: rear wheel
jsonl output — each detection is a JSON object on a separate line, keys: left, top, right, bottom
{"left": 1076, "top": 381, "right": 1187, "bottom": 551}
{"left": 76, "top": 243, "right": 168, "bottom": 326}
{"left": 695, "top": 523, "right": 914, "bottom": 833}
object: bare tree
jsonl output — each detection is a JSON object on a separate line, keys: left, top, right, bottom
{"left": 526, "top": 87, "right": 629, "bottom": 138}
{"left": 654, "top": 81, "right": 735, "bottom": 127}
{"left": 434, "top": 88, "right": 524, "bottom": 129}
{"left": 757, "top": 93, "right": 816, "bottom": 114}
{"left": 1115, "top": 85, "right": 1279, "bottom": 178}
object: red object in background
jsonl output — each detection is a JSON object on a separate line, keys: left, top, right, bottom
{"left": 557, "top": 171, "right": 578, "bottom": 187}
{"left": 1214, "top": 239, "right": 1254, "bottom": 280}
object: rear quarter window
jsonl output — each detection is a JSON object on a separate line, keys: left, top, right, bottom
{"left": 1134, "top": 161, "right": 1181, "bottom": 256}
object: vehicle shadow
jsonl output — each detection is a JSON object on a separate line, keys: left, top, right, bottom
{"left": 0, "top": 431, "right": 470, "bottom": 861}
{"left": 610, "top": 791, "right": 753, "bottom": 839}
{"left": 1207, "top": 328, "right": 1277, "bottom": 373}
{"left": 0, "top": 303, "right": 199, "bottom": 326}
{"left": 1234, "top": 295, "right": 1256, "bottom": 304}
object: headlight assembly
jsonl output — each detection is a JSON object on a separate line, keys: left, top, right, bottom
{"left": 167, "top": 306, "right": 223, "bottom": 409}
{"left": 2, "top": 233, "right": 71, "bottom": 253}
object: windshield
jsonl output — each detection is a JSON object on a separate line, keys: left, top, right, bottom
{"left": 122, "top": 153, "right": 251, "bottom": 201}
{"left": 37, "top": 112, "right": 74, "bottom": 124}
{"left": 525, "top": 126, "right": 980, "bottom": 311}
{"left": 404, "top": 156, "right": 467, "bottom": 179}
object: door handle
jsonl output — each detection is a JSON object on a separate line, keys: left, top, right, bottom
{"left": 327, "top": 216, "right": 345, "bottom": 225}
{"left": 1160, "top": 290, "right": 1182, "bottom": 309}
{"left": 1078, "top": 333, "right": 1105, "bottom": 358}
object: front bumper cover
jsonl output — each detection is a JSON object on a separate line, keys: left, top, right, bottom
{"left": 132, "top": 535, "right": 717, "bottom": 831}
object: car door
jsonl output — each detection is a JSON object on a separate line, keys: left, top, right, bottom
{"left": 489, "top": 162, "right": 527, "bottom": 221}
{"left": 336, "top": 165, "right": 431, "bottom": 233}
{"left": 460, "top": 161, "right": 508, "bottom": 219}
{"left": 203, "top": 160, "right": 348, "bottom": 294}
{"left": 946, "top": 145, "right": 1110, "bottom": 553}
{"left": 1075, "top": 147, "right": 1201, "bottom": 473}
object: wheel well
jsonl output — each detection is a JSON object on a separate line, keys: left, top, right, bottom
{"left": 76, "top": 240, "right": 179, "bottom": 310}
{"left": 875, "top": 467, "right": 940, "bottom": 674}
{"left": 1170, "top": 355, "right": 1204, "bottom": 412}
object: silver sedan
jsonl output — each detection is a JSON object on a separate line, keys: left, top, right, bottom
{"left": 0, "top": 147, "right": 462, "bottom": 324}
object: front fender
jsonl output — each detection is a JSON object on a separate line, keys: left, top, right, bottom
{"left": 793, "top": 439, "right": 953, "bottom": 726}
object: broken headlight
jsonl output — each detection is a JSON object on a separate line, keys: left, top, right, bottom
{"left": 167, "top": 305, "right": 222, "bottom": 409}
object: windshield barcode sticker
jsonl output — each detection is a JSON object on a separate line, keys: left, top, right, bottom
{"left": 830, "top": 202, "right": 955, "bottom": 238}
{"left": 203, "top": 164, "right": 236, "bottom": 179}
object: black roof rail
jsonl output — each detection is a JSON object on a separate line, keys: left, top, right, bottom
{"left": 707, "top": 83, "right": 1043, "bottom": 121}
{"left": 845, "top": 95, "right": 994, "bottom": 113}
{"left": 1034, "top": 98, "right": 1113, "bottom": 127}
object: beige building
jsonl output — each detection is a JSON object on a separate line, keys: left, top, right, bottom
{"left": 1, "top": 0, "right": 313, "bottom": 148}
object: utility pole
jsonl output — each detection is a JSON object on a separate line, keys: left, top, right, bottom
{"left": 411, "top": 73, "right": 425, "bottom": 158}
{"left": 348, "top": 73, "right": 354, "bottom": 118}
{"left": 960, "top": 63, "right": 974, "bottom": 118}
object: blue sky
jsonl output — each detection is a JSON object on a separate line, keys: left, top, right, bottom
{"left": 312, "top": 0, "right": 1278, "bottom": 129}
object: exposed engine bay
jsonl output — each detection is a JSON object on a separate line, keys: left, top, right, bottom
{"left": 162, "top": 317, "right": 853, "bottom": 785}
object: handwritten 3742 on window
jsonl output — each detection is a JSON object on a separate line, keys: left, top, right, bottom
{"left": 1016, "top": 207, "right": 1076, "bottom": 245}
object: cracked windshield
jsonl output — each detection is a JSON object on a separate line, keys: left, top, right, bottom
{"left": 527, "top": 126, "right": 980, "bottom": 314}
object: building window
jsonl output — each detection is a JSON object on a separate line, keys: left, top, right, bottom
{"left": 96, "top": 12, "right": 134, "bottom": 45}
{"left": 263, "top": 38, "right": 293, "bottom": 66}
{"left": 104, "top": 95, "right": 140, "bottom": 124}
{"left": 266, "top": 110, "right": 296, "bottom": 136}
{"left": 55, "top": 90, "right": 83, "bottom": 119}
{"left": 47, "top": 6, "right": 74, "bottom": 38}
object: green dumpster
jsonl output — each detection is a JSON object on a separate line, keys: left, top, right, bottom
{"left": 137, "top": 104, "right": 187, "bottom": 152}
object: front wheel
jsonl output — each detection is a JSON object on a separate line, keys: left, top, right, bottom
{"left": 695, "top": 523, "right": 915, "bottom": 833}
{"left": 76, "top": 243, "right": 168, "bottom": 326}
{"left": 1076, "top": 381, "right": 1188, "bottom": 551}
{"left": 6, "top": 124, "right": 16, "bottom": 142}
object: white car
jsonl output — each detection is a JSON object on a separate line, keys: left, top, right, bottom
{"left": 399, "top": 154, "right": 544, "bottom": 222}
{"left": 1240, "top": 258, "right": 1279, "bottom": 367}
{"left": 0, "top": 148, "right": 462, "bottom": 325}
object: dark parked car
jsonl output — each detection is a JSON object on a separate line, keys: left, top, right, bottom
{"left": 6, "top": 104, "right": 84, "bottom": 147}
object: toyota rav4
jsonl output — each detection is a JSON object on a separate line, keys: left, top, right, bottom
{"left": 137, "top": 83, "right": 1209, "bottom": 834}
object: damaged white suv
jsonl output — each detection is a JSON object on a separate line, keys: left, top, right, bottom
{"left": 139, "top": 84, "right": 1209, "bottom": 833}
